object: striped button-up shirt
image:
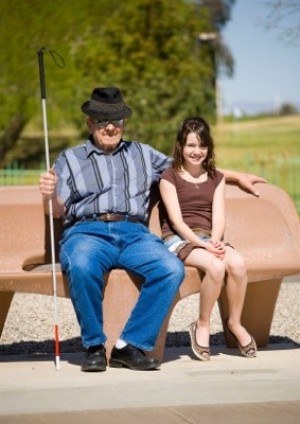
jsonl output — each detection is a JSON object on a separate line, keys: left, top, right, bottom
{"left": 54, "top": 138, "right": 172, "bottom": 226}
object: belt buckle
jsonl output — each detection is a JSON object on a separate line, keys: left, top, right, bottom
{"left": 102, "top": 213, "right": 111, "bottom": 222}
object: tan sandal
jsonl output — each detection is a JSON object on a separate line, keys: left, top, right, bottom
{"left": 226, "top": 318, "right": 257, "bottom": 358}
{"left": 188, "top": 321, "right": 210, "bottom": 361}
{"left": 237, "top": 335, "right": 257, "bottom": 358}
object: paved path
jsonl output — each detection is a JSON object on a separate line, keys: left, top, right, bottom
{"left": 0, "top": 343, "right": 299, "bottom": 423}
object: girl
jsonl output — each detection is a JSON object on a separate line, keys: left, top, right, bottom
{"left": 159, "top": 116, "right": 257, "bottom": 361}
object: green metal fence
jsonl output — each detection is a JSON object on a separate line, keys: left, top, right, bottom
{"left": 1, "top": 159, "right": 299, "bottom": 213}
{"left": 0, "top": 165, "right": 43, "bottom": 186}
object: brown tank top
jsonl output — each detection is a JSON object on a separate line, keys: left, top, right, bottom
{"left": 160, "top": 167, "right": 224, "bottom": 237}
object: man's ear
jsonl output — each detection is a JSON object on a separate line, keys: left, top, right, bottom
{"left": 86, "top": 118, "right": 92, "bottom": 130}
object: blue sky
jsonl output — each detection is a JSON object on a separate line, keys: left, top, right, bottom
{"left": 220, "top": 0, "right": 300, "bottom": 115}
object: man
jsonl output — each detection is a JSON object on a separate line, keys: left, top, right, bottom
{"left": 39, "top": 86, "right": 265, "bottom": 372}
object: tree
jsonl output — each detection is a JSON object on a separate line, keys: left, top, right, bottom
{"left": 75, "top": 0, "right": 236, "bottom": 151}
{"left": 278, "top": 102, "right": 299, "bottom": 115}
{"left": 263, "top": 0, "right": 300, "bottom": 45}
{"left": 0, "top": 0, "right": 116, "bottom": 166}
{"left": 0, "top": 0, "right": 83, "bottom": 166}
{"left": 0, "top": 0, "right": 235, "bottom": 166}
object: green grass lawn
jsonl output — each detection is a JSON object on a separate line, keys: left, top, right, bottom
{"left": 214, "top": 115, "right": 299, "bottom": 166}
{"left": 212, "top": 115, "right": 300, "bottom": 212}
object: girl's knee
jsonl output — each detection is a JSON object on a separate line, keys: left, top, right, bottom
{"left": 227, "top": 256, "right": 246, "bottom": 278}
{"left": 208, "top": 259, "right": 226, "bottom": 281}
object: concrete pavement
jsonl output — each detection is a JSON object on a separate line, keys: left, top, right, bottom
{"left": 0, "top": 343, "right": 299, "bottom": 423}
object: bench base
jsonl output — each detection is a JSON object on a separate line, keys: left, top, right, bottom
{"left": 0, "top": 292, "right": 14, "bottom": 336}
{"left": 219, "top": 278, "right": 282, "bottom": 348}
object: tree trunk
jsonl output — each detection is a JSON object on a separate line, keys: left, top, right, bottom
{"left": 0, "top": 114, "right": 27, "bottom": 167}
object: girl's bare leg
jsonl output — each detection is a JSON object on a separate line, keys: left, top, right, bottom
{"left": 223, "top": 247, "right": 252, "bottom": 346}
{"left": 185, "top": 249, "right": 224, "bottom": 347}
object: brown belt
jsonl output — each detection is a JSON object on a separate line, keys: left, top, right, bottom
{"left": 79, "top": 213, "right": 141, "bottom": 223}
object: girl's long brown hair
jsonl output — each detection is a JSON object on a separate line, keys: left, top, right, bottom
{"left": 172, "top": 116, "right": 216, "bottom": 177}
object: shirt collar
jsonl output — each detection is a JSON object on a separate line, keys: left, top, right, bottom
{"left": 86, "top": 136, "right": 128, "bottom": 156}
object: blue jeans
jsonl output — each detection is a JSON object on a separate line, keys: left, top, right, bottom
{"left": 59, "top": 221, "right": 185, "bottom": 351}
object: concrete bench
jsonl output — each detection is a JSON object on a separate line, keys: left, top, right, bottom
{"left": 0, "top": 183, "right": 299, "bottom": 361}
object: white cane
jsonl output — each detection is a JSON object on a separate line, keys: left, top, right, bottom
{"left": 37, "top": 47, "right": 61, "bottom": 370}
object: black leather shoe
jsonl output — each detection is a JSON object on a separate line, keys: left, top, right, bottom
{"left": 109, "top": 344, "right": 160, "bottom": 370}
{"left": 81, "top": 345, "right": 107, "bottom": 372}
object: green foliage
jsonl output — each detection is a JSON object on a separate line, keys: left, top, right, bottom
{"left": 278, "top": 103, "right": 299, "bottom": 116}
{"left": 77, "top": 0, "right": 218, "bottom": 152}
{"left": 0, "top": 0, "right": 235, "bottom": 166}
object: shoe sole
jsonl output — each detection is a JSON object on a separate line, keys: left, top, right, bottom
{"left": 109, "top": 359, "right": 160, "bottom": 370}
{"left": 81, "top": 364, "right": 107, "bottom": 372}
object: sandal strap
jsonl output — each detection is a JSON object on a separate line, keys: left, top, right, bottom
{"left": 226, "top": 318, "right": 257, "bottom": 358}
{"left": 241, "top": 337, "right": 257, "bottom": 357}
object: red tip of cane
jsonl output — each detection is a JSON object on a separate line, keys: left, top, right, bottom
{"left": 54, "top": 324, "right": 60, "bottom": 357}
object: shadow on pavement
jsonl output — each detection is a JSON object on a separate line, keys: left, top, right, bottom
{"left": 0, "top": 331, "right": 298, "bottom": 361}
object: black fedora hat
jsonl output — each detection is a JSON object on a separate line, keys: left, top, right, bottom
{"left": 81, "top": 87, "right": 132, "bottom": 120}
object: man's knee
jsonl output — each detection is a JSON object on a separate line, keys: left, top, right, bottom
{"left": 164, "top": 255, "right": 185, "bottom": 285}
